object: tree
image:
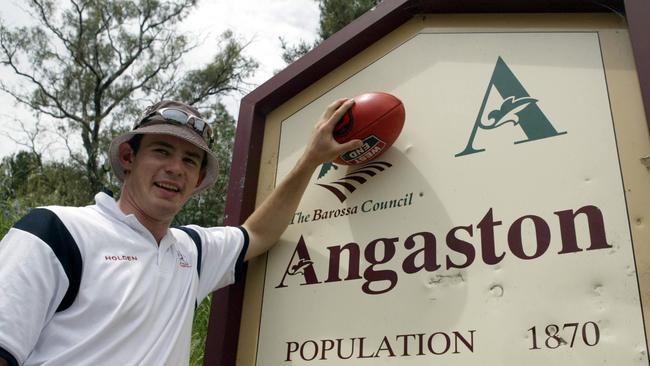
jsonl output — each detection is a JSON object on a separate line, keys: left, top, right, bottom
{"left": 318, "top": 0, "right": 381, "bottom": 39}
{"left": 281, "top": 0, "right": 381, "bottom": 64}
{"left": 0, "top": 0, "right": 257, "bottom": 193}
{"left": 0, "top": 150, "right": 92, "bottom": 234}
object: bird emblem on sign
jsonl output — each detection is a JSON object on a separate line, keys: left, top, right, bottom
{"left": 287, "top": 258, "right": 314, "bottom": 276}
{"left": 482, "top": 96, "right": 538, "bottom": 129}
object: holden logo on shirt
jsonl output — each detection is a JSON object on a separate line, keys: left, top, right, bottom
{"left": 176, "top": 249, "right": 192, "bottom": 268}
{"left": 104, "top": 255, "right": 139, "bottom": 262}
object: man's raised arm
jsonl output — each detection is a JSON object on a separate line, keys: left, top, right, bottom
{"left": 242, "top": 98, "right": 362, "bottom": 261}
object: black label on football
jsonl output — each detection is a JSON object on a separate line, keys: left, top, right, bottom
{"left": 340, "top": 135, "right": 386, "bottom": 164}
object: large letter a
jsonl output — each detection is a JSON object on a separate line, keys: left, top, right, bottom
{"left": 456, "top": 57, "right": 566, "bottom": 157}
{"left": 276, "top": 235, "right": 321, "bottom": 288}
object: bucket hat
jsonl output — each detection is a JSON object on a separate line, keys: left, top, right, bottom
{"left": 109, "top": 100, "right": 218, "bottom": 194}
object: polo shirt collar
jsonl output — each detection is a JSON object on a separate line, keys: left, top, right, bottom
{"left": 95, "top": 191, "right": 136, "bottom": 226}
{"left": 94, "top": 191, "right": 177, "bottom": 248}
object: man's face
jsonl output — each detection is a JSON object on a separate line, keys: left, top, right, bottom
{"left": 119, "top": 134, "right": 206, "bottom": 222}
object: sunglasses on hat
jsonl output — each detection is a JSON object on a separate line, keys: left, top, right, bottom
{"left": 135, "top": 107, "right": 214, "bottom": 148}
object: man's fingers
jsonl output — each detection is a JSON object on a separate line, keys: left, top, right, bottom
{"left": 322, "top": 99, "right": 354, "bottom": 130}
{"left": 337, "top": 139, "right": 363, "bottom": 154}
{"left": 325, "top": 98, "right": 350, "bottom": 116}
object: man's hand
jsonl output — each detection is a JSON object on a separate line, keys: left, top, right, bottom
{"left": 298, "top": 98, "right": 363, "bottom": 170}
{"left": 242, "top": 98, "right": 363, "bottom": 260}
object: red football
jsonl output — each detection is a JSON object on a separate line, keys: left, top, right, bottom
{"left": 333, "top": 92, "right": 405, "bottom": 165}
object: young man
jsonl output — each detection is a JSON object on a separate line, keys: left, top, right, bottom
{"left": 0, "top": 99, "right": 361, "bottom": 366}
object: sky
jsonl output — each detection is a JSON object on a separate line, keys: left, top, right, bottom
{"left": 0, "top": 0, "right": 321, "bottom": 159}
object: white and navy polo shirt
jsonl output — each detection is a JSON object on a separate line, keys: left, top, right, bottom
{"left": 0, "top": 191, "right": 248, "bottom": 366}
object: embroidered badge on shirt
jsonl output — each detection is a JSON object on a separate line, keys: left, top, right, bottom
{"left": 175, "top": 249, "right": 192, "bottom": 268}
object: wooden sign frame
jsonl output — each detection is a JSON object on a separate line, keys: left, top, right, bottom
{"left": 203, "top": 1, "right": 650, "bottom": 365}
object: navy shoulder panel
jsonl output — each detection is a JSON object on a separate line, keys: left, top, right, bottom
{"left": 0, "top": 346, "right": 18, "bottom": 366}
{"left": 13, "top": 208, "right": 82, "bottom": 312}
{"left": 235, "top": 226, "right": 250, "bottom": 282}
{"left": 176, "top": 226, "right": 202, "bottom": 310}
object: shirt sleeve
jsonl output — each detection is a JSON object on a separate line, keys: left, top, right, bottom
{"left": 0, "top": 228, "right": 69, "bottom": 365}
{"left": 184, "top": 225, "right": 248, "bottom": 303}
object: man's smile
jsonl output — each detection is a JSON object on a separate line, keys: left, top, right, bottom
{"left": 154, "top": 181, "right": 181, "bottom": 193}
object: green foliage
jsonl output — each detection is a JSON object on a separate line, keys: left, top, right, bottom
{"left": 175, "top": 31, "right": 258, "bottom": 105}
{"left": 190, "top": 295, "right": 212, "bottom": 366}
{"left": 0, "top": 151, "right": 94, "bottom": 237}
{"left": 318, "top": 0, "right": 381, "bottom": 39}
{"left": 0, "top": 0, "right": 256, "bottom": 193}
{"left": 281, "top": 0, "right": 382, "bottom": 64}
{"left": 279, "top": 37, "right": 314, "bottom": 65}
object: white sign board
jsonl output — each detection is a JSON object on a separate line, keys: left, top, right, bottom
{"left": 255, "top": 32, "right": 648, "bottom": 365}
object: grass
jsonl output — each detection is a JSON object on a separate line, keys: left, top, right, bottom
{"left": 190, "top": 294, "right": 212, "bottom": 366}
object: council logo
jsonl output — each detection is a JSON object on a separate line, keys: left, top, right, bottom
{"left": 315, "top": 161, "right": 393, "bottom": 202}
{"left": 456, "top": 56, "right": 566, "bottom": 157}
